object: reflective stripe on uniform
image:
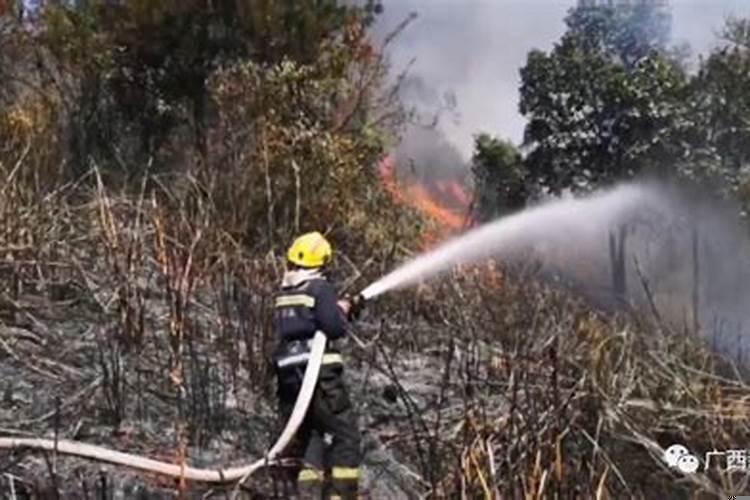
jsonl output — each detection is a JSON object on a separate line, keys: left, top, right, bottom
{"left": 275, "top": 294, "right": 315, "bottom": 308}
{"left": 298, "top": 468, "right": 324, "bottom": 482}
{"left": 277, "top": 352, "right": 343, "bottom": 368}
{"left": 277, "top": 352, "right": 311, "bottom": 367}
{"left": 331, "top": 466, "right": 360, "bottom": 480}
{"left": 322, "top": 353, "right": 343, "bottom": 365}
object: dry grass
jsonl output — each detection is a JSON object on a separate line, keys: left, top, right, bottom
{"left": 0, "top": 96, "right": 749, "bottom": 498}
{"left": 358, "top": 271, "right": 750, "bottom": 499}
{"left": 1, "top": 156, "right": 750, "bottom": 498}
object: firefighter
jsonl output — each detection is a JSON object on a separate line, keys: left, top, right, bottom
{"left": 273, "top": 231, "right": 363, "bottom": 499}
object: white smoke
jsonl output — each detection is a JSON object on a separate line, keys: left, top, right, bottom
{"left": 362, "top": 181, "right": 750, "bottom": 363}
{"left": 377, "top": 0, "right": 749, "bottom": 157}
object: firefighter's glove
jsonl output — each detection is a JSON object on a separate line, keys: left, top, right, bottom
{"left": 349, "top": 293, "right": 365, "bottom": 321}
{"left": 338, "top": 294, "right": 366, "bottom": 321}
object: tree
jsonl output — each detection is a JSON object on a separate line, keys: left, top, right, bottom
{"left": 519, "top": 0, "right": 689, "bottom": 195}
{"left": 471, "top": 134, "right": 525, "bottom": 222}
{"left": 1, "top": 0, "right": 416, "bottom": 257}
{"left": 722, "top": 16, "right": 750, "bottom": 51}
{"left": 691, "top": 19, "right": 750, "bottom": 189}
{"left": 35, "top": 0, "right": 384, "bottom": 175}
{"left": 567, "top": 0, "right": 671, "bottom": 68}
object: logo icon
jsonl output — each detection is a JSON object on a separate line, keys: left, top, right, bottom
{"left": 664, "top": 444, "right": 699, "bottom": 474}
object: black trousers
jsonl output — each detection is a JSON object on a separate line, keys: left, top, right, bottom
{"left": 277, "top": 362, "right": 362, "bottom": 498}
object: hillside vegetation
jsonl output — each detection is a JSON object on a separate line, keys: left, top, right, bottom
{"left": 1, "top": 1, "right": 750, "bottom": 498}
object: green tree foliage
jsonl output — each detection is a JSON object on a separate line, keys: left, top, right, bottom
{"left": 690, "top": 19, "right": 750, "bottom": 195}
{"left": 720, "top": 19, "right": 750, "bottom": 208}
{"left": 35, "top": 0, "right": 383, "bottom": 172}
{"left": 519, "top": 0, "right": 693, "bottom": 194}
{"left": 471, "top": 134, "right": 525, "bottom": 221}
{"left": 205, "top": 53, "right": 418, "bottom": 255}
{"left": 566, "top": 0, "right": 671, "bottom": 68}
{"left": 518, "top": 1, "right": 750, "bottom": 208}
{"left": 1, "top": 0, "right": 418, "bottom": 257}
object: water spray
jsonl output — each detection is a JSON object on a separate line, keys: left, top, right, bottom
{"left": 359, "top": 183, "right": 663, "bottom": 302}
{"left": 5, "top": 181, "right": 747, "bottom": 484}
{"left": 359, "top": 180, "right": 750, "bottom": 361}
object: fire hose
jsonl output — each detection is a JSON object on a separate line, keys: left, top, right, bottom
{"left": 0, "top": 290, "right": 369, "bottom": 485}
{"left": 0, "top": 332, "right": 328, "bottom": 484}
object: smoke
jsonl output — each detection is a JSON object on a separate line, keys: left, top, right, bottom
{"left": 376, "top": 0, "right": 749, "bottom": 159}
{"left": 363, "top": 180, "right": 750, "bottom": 362}
{"left": 539, "top": 181, "right": 750, "bottom": 364}
{"left": 382, "top": 72, "right": 470, "bottom": 188}
{"left": 393, "top": 119, "right": 467, "bottom": 184}
{"left": 366, "top": 1, "right": 750, "bottom": 359}
{"left": 377, "top": 1, "right": 568, "bottom": 159}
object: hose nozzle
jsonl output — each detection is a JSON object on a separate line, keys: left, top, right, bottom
{"left": 348, "top": 293, "right": 366, "bottom": 321}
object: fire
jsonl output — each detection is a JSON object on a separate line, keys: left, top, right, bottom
{"left": 378, "top": 154, "right": 472, "bottom": 245}
{"left": 379, "top": 154, "right": 506, "bottom": 289}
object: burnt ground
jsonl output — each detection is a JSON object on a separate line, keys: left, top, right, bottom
{"left": 3, "top": 256, "right": 750, "bottom": 499}
{"left": 0, "top": 281, "right": 448, "bottom": 499}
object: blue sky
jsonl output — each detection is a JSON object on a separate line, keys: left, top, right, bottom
{"left": 380, "top": 0, "right": 750, "bottom": 156}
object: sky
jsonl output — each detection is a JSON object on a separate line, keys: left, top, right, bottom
{"left": 378, "top": 0, "right": 750, "bottom": 159}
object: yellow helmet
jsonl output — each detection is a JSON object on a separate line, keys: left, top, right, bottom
{"left": 287, "top": 231, "right": 333, "bottom": 268}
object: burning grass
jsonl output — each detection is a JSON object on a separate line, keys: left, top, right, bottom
{"left": 378, "top": 154, "right": 473, "bottom": 246}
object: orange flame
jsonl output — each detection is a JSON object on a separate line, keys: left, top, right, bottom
{"left": 379, "top": 154, "right": 506, "bottom": 290}
{"left": 379, "top": 154, "right": 472, "bottom": 245}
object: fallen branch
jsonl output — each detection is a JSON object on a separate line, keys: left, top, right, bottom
{"left": 0, "top": 333, "right": 327, "bottom": 485}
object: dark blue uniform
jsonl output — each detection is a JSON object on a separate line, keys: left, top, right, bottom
{"left": 273, "top": 274, "right": 361, "bottom": 499}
